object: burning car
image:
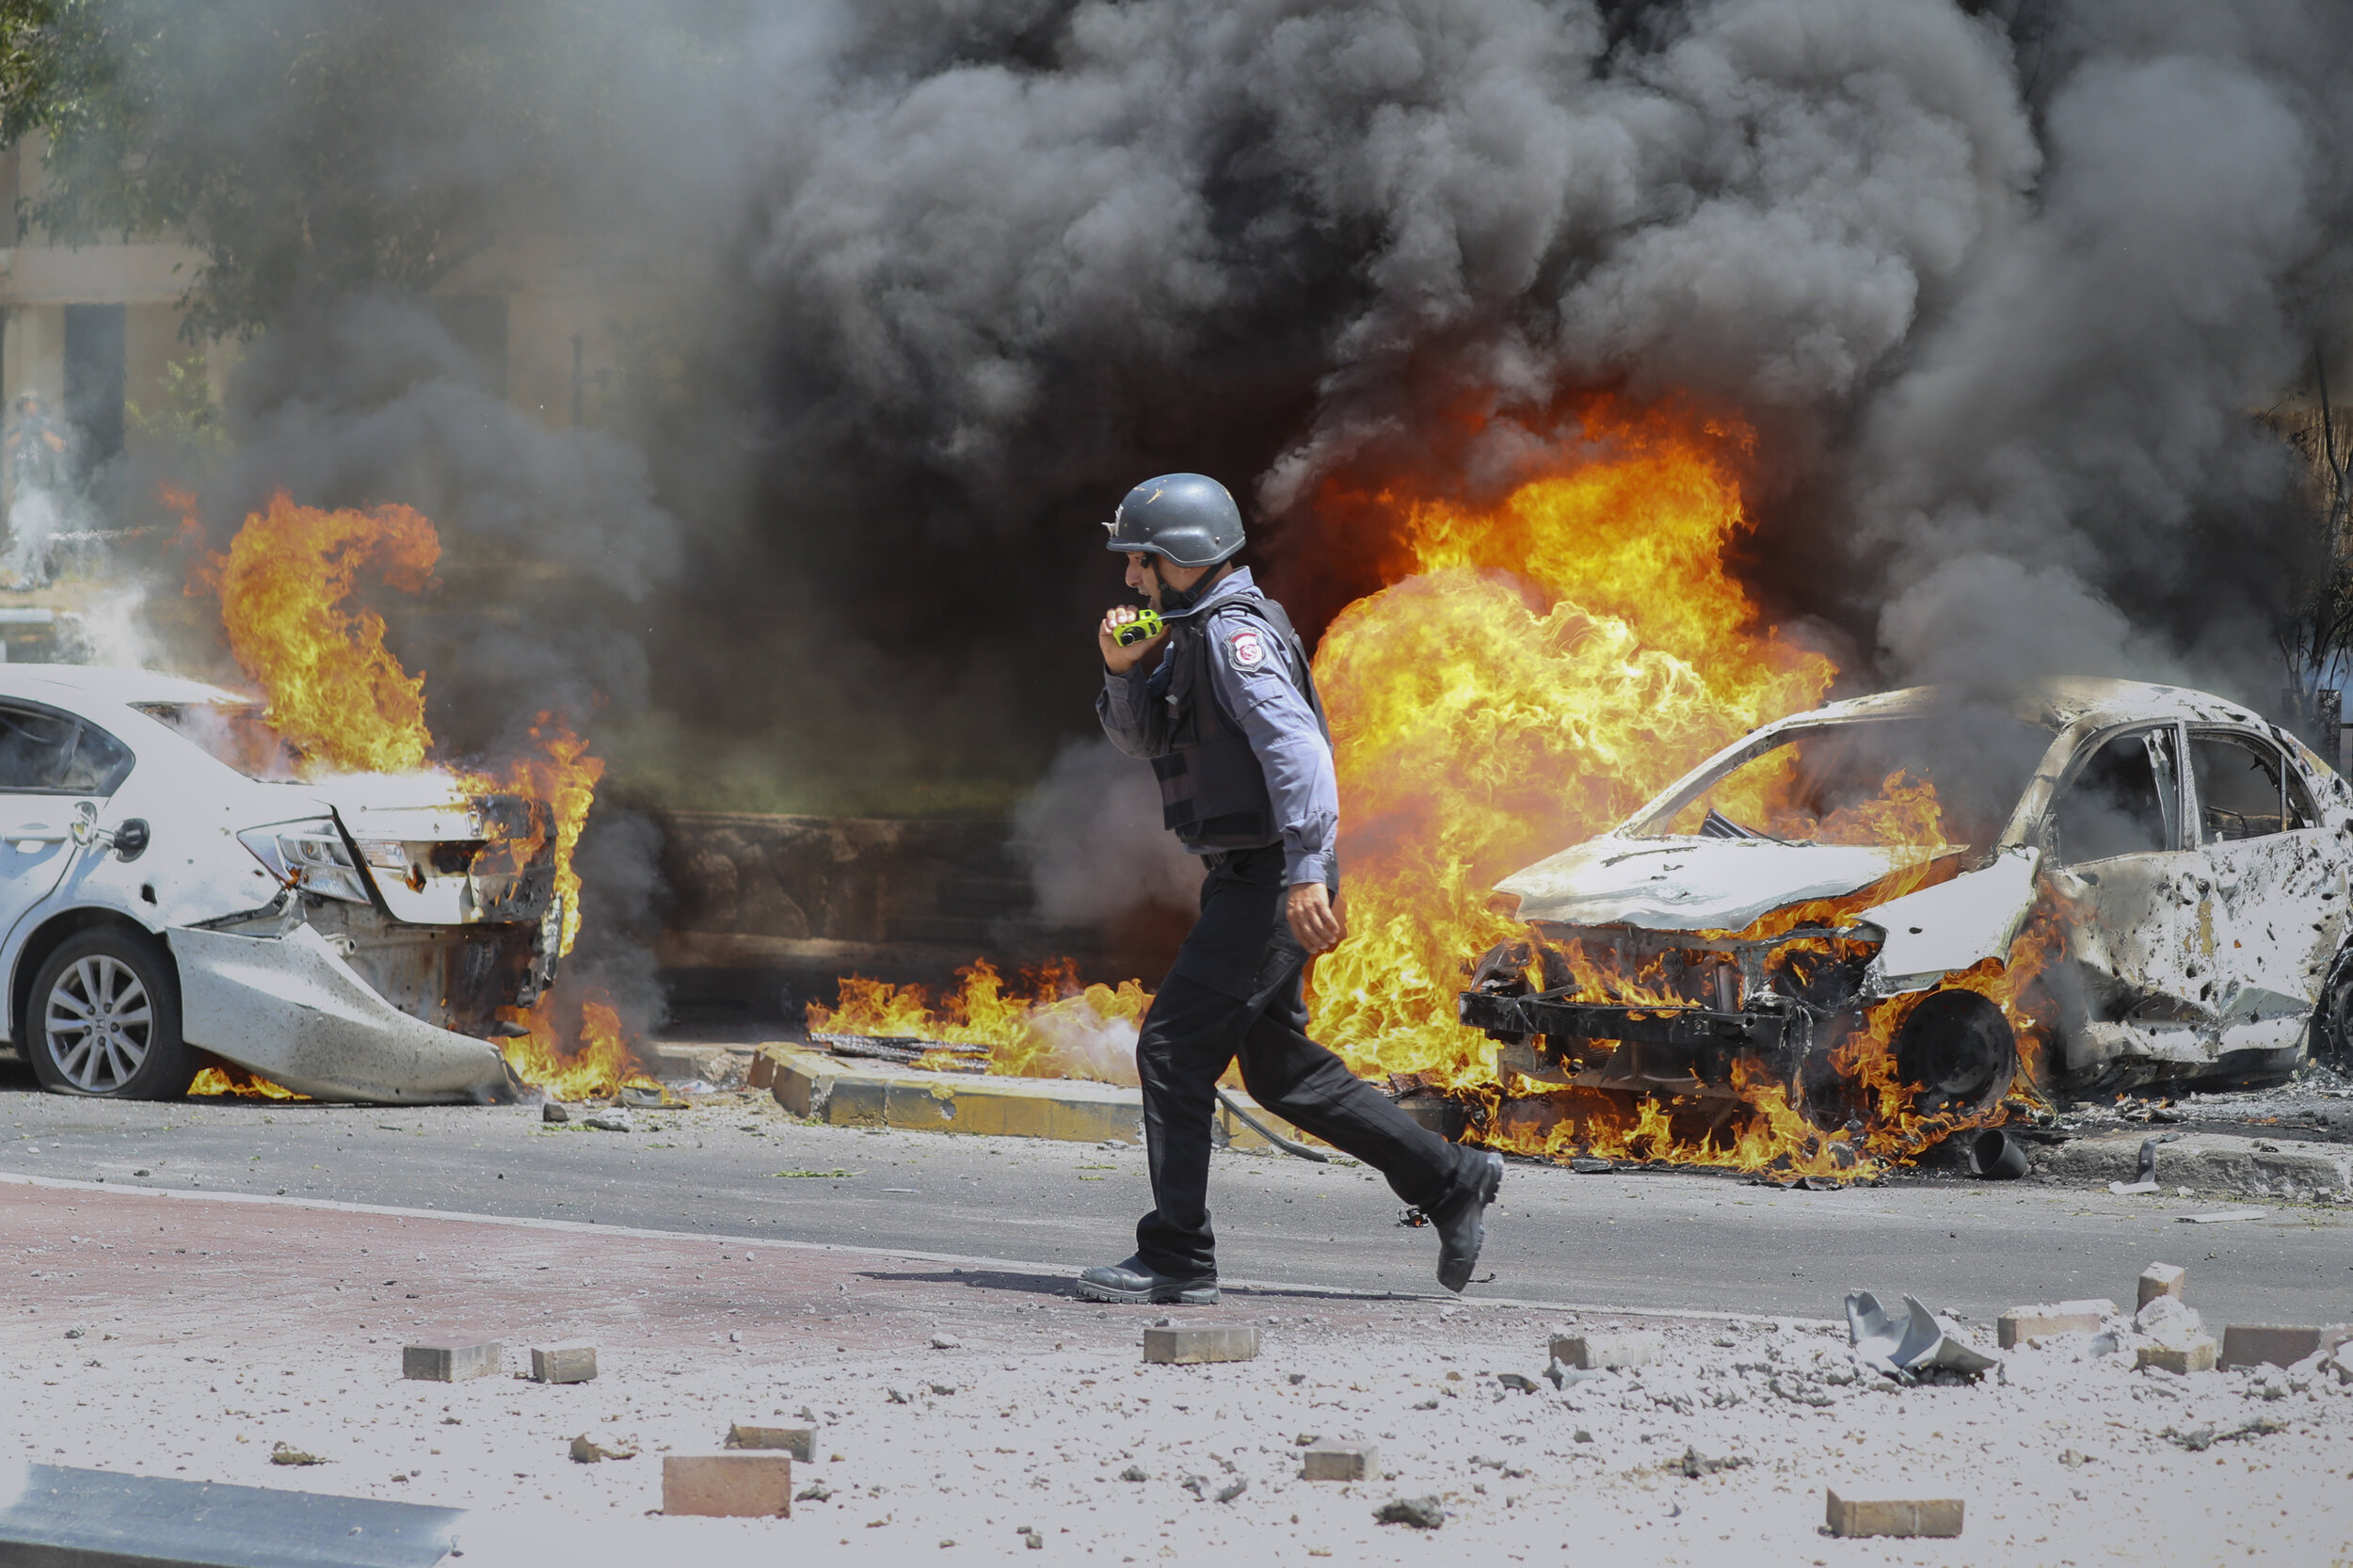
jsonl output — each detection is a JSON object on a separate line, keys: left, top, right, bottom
{"left": 0, "top": 664, "right": 561, "bottom": 1102}
{"left": 1459, "top": 679, "right": 2353, "bottom": 1137}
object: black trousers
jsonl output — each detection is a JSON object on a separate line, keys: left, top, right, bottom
{"left": 1132, "top": 844, "right": 1479, "bottom": 1278}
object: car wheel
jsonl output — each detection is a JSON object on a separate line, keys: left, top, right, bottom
{"left": 24, "top": 928, "right": 194, "bottom": 1100}
{"left": 1893, "top": 989, "right": 2018, "bottom": 1119}
{"left": 2311, "top": 949, "right": 2353, "bottom": 1073}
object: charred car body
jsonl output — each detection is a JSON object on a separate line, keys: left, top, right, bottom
{"left": 1460, "top": 679, "right": 2353, "bottom": 1128}
{"left": 0, "top": 665, "right": 561, "bottom": 1102}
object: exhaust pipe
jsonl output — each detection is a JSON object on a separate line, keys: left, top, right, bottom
{"left": 1966, "top": 1128, "right": 2030, "bottom": 1180}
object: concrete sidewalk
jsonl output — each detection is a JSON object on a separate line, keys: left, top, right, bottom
{"left": 2, "top": 1177, "right": 2347, "bottom": 1566}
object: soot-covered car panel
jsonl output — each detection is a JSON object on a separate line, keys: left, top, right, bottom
{"left": 1459, "top": 679, "right": 2353, "bottom": 1112}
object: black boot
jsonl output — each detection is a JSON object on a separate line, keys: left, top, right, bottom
{"left": 1428, "top": 1151, "right": 1503, "bottom": 1293}
{"left": 1075, "top": 1254, "right": 1220, "bottom": 1305}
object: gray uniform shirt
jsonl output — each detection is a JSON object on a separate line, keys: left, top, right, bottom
{"left": 1096, "top": 567, "right": 1340, "bottom": 888}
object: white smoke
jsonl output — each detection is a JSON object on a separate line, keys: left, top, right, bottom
{"left": 1011, "top": 738, "right": 1201, "bottom": 925}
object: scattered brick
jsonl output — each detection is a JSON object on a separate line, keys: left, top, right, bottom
{"left": 2137, "top": 1262, "right": 2185, "bottom": 1310}
{"left": 746, "top": 1053, "right": 777, "bottom": 1091}
{"left": 2219, "top": 1323, "right": 2353, "bottom": 1370}
{"left": 541, "top": 1102, "right": 569, "bottom": 1124}
{"left": 528, "top": 1342, "right": 597, "bottom": 1384}
{"left": 1142, "top": 1325, "right": 1257, "bottom": 1365}
{"left": 1825, "top": 1489, "right": 1963, "bottom": 1539}
{"left": 1549, "top": 1332, "right": 1659, "bottom": 1370}
{"left": 2136, "top": 1338, "right": 2218, "bottom": 1375}
{"left": 728, "top": 1423, "right": 815, "bottom": 1461}
{"left": 663, "top": 1453, "right": 794, "bottom": 1517}
{"left": 402, "top": 1340, "right": 501, "bottom": 1383}
{"left": 1302, "top": 1441, "right": 1377, "bottom": 1481}
{"left": 1996, "top": 1300, "right": 2117, "bottom": 1349}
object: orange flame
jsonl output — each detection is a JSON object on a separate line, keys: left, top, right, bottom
{"left": 188, "top": 1064, "right": 309, "bottom": 1100}
{"left": 815, "top": 399, "right": 2063, "bottom": 1176}
{"left": 211, "top": 491, "right": 440, "bottom": 775}
{"left": 184, "top": 489, "right": 639, "bottom": 1099}
{"left": 496, "top": 991, "right": 659, "bottom": 1102}
{"left": 810, "top": 959, "right": 1153, "bottom": 1084}
{"left": 1307, "top": 402, "right": 1833, "bottom": 1085}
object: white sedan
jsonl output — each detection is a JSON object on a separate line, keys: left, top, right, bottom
{"left": 0, "top": 664, "right": 557, "bottom": 1102}
{"left": 1462, "top": 678, "right": 2353, "bottom": 1120}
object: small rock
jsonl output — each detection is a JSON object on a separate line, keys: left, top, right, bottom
{"left": 1215, "top": 1478, "right": 1248, "bottom": 1504}
{"left": 1497, "top": 1372, "right": 1540, "bottom": 1393}
{"left": 1673, "top": 1447, "right": 1747, "bottom": 1478}
{"left": 1119, "top": 1465, "right": 1148, "bottom": 1482}
{"left": 1573, "top": 1429, "right": 1593, "bottom": 1443}
{"left": 1022, "top": 1529, "right": 1043, "bottom": 1549}
{"left": 2168, "top": 1425, "right": 2217, "bottom": 1451}
{"left": 928, "top": 1383, "right": 957, "bottom": 1397}
{"left": 796, "top": 1484, "right": 834, "bottom": 1503}
{"left": 2058, "top": 1449, "right": 2089, "bottom": 1468}
{"left": 270, "top": 1443, "right": 325, "bottom": 1466}
{"left": 886, "top": 1388, "right": 912, "bottom": 1405}
{"left": 569, "top": 1434, "right": 637, "bottom": 1463}
{"left": 1375, "top": 1496, "right": 1445, "bottom": 1529}
{"left": 931, "top": 1332, "right": 962, "bottom": 1350}
{"left": 1569, "top": 1157, "right": 1614, "bottom": 1175}
{"left": 62, "top": 1326, "right": 84, "bottom": 1339}
{"left": 541, "top": 1102, "right": 570, "bottom": 1124}
{"left": 582, "top": 1112, "right": 632, "bottom": 1132}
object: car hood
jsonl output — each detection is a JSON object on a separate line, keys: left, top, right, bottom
{"left": 1495, "top": 836, "right": 1948, "bottom": 933}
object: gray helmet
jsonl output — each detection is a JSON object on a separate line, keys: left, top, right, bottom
{"left": 1103, "top": 472, "right": 1244, "bottom": 568}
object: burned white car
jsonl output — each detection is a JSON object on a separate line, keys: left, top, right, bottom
{"left": 1460, "top": 679, "right": 2353, "bottom": 1130}
{"left": 0, "top": 665, "right": 560, "bottom": 1102}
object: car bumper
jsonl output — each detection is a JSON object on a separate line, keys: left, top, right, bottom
{"left": 168, "top": 924, "right": 513, "bottom": 1104}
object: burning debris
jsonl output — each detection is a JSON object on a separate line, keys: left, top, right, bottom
{"left": 141, "top": 490, "right": 657, "bottom": 1103}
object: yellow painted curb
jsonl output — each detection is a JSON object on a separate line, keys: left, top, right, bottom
{"left": 762, "top": 1046, "right": 1328, "bottom": 1152}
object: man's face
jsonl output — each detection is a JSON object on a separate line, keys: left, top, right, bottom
{"left": 1125, "top": 552, "right": 1208, "bottom": 606}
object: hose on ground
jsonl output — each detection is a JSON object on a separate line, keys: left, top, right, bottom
{"left": 1213, "top": 1085, "right": 1329, "bottom": 1163}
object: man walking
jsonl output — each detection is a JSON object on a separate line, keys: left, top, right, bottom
{"left": 1080, "top": 472, "right": 1501, "bottom": 1305}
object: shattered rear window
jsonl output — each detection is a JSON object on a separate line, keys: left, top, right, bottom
{"left": 1641, "top": 712, "right": 2057, "bottom": 852}
{"left": 132, "top": 701, "right": 310, "bottom": 781}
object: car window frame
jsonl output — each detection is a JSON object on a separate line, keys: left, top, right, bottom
{"left": 2185, "top": 723, "right": 2317, "bottom": 844}
{"left": 2044, "top": 719, "right": 2190, "bottom": 867}
{"left": 0, "top": 697, "right": 136, "bottom": 797}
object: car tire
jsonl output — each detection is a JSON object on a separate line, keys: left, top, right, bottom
{"left": 1893, "top": 989, "right": 2019, "bottom": 1119}
{"left": 24, "top": 928, "right": 195, "bottom": 1100}
{"left": 2312, "top": 949, "right": 2353, "bottom": 1074}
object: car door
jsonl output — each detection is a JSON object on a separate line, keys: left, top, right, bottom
{"left": 2039, "top": 721, "right": 2220, "bottom": 1070}
{"left": 0, "top": 702, "right": 133, "bottom": 951}
{"left": 2185, "top": 724, "right": 2341, "bottom": 1058}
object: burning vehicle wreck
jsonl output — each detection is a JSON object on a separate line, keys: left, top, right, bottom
{"left": 1459, "top": 679, "right": 2353, "bottom": 1157}
{"left": 0, "top": 665, "right": 564, "bottom": 1103}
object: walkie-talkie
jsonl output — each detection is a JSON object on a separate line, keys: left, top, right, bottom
{"left": 1111, "top": 608, "right": 1165, "bottom": 648}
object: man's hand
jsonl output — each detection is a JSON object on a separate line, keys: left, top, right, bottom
{"left": 1098, "top": 604, "right": 1167, "bottom": 673}
{"left": 1285, "top": 882, "right": 1347, "bottom": 954}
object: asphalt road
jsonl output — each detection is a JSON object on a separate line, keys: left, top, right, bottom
{"left": 0, "top": 1064, "right": 2343, "bottom": 1328}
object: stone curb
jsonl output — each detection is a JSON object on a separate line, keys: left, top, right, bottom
{"left": 2029, "top": 1130, "right": 2351, "bottom": 1202}
{"left": 763, "top": 1047, "right": 1324, "bottom": 1153}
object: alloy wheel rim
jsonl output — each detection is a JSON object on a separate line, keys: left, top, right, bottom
{"left": 45, "top": 955, "right": 152, "bottom": 1093}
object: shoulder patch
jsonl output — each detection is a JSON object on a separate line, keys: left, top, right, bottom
{"left": 1225, "top": 626, "right": 1268, "bottom": 672}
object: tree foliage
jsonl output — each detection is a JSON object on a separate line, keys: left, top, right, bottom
{"left": 0, "top": 0, "right": 727, "bottom": 339}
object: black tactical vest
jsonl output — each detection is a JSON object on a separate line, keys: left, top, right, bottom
{"left": 1150, "top": 592, "right": 1331, "bottom": 853}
